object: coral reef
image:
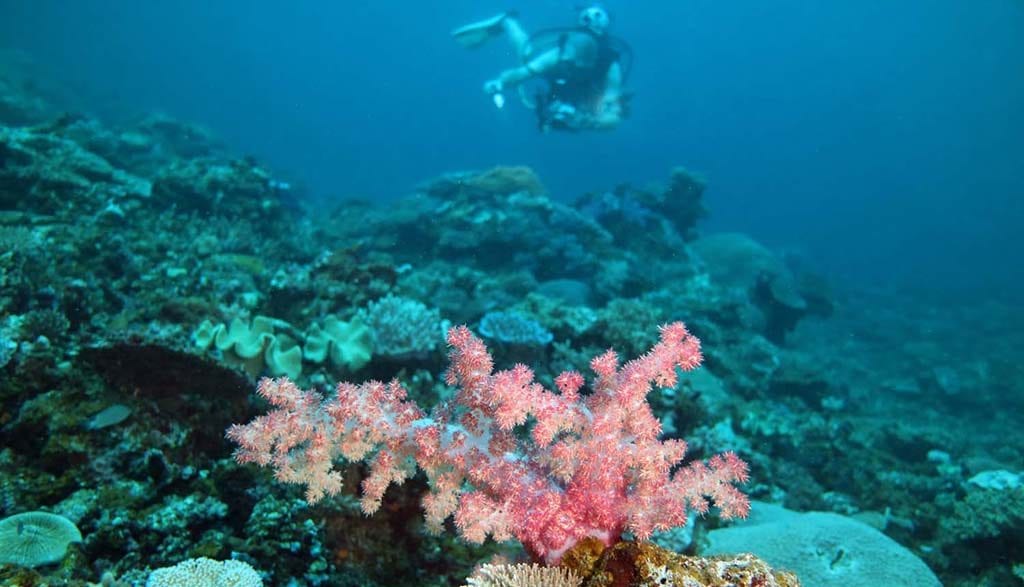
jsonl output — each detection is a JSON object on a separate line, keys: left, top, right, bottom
{"left": 0, "top": 73, "right": 1019, "bottom": 586}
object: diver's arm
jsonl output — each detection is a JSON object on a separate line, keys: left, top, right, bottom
{"left": 590, "top": 62, "right": 624, "bottom": 129}
{"left": 484, "top": 48, "right": 560, "bottom": 93}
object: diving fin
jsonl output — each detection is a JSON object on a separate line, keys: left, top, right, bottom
{"left": 451, "top": 13, "right": 510, "bottom": 48}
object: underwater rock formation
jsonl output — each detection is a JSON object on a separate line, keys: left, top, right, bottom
{"left": 705, "top": 502, "right": 940, "bottom": 587}
{"left": 0, "top": 124, "right": 151, "bottom": 214}
{"left": 151, "top": 156, "right": 282, "bottom": 220}
{"left": 327, "top": 166, "right": 618, "bottom": 286}
{"left": 576, "top": 166, "right": 707, "bottom": 248}
{"left": 691, "top": 233, "right": 832, "bottom": 342}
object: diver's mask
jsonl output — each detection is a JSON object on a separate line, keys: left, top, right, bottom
{"left": 578, "top": 6, "right": 610, "bottom": 34}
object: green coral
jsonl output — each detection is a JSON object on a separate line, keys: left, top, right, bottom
{"left": 194, "top": 315, "right": 302, "bottom": 379}
{"left": 303, "top": 315, "right": 372, "bottom": 371}
{"left": 194, "top": 314, "right": 372, "bottom": 379}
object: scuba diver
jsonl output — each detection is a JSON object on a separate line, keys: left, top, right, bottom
{"left": 452, "top": 5, "right": 632, "bottom": 133}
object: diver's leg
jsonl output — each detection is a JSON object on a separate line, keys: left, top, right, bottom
{"left": 452, "top": 12, "right": 516, "bottom": 49}
{"left": 502, "top": 17, "right": 530, "bottom": 58}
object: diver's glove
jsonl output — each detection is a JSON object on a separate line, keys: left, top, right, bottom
{"left": 483, "top": 79, "right": 506, "bottom": 108}
{"left": 551, "top": 103, "right": 577, "bottom": 117}
{"left": 549, "top": 102, "right": 585, "bottom": 128}
{"left": 483, "top": 79, "right": 504, "bottom": 95}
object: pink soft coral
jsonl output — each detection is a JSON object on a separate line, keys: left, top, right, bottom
{"left": 227, "top": 322, "right": 749, "bottom": 564}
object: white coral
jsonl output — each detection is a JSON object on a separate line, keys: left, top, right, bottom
{"left": 464, "top": 563, "right": 582, "bottom": 587}
{"left": 146, "top": 557, "right": 262, "bottom": 587}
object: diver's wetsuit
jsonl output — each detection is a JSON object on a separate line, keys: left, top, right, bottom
{"left": 530, "top": 28, "right": 621, "bottom": 130}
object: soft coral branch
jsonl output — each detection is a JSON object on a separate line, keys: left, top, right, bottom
{"left": 227, "top": 322, "right": 749, "bottom": 564}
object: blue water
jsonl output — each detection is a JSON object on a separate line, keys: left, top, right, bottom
{"left": 2, "top": 0, "right": 1022, "bottom": 296}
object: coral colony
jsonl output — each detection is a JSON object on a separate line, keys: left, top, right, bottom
{"left": 228, "top": 323, "right": 750, "bottom": 564}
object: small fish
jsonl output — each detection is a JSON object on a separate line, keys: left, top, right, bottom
{"left": 85, "top": 404, "right": 133, "bottom": 430}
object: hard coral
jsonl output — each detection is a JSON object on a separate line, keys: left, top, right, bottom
{"left": 425, "top": 166, "right": 547, "bottom": 199}
{"left": 562, "top": 539, "right": 800, "bottom": 587}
